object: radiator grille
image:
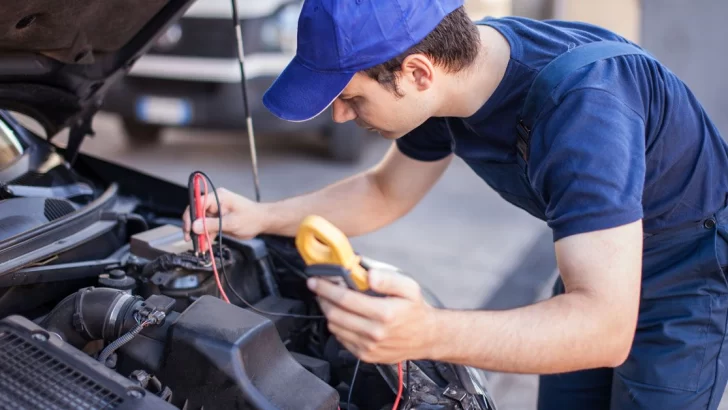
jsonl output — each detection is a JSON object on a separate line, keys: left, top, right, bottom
{"left": 0, "top": 330, "right": 124, "bottom": 410}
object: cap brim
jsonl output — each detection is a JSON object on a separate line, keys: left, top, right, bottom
{"left": 262, "top": 56, "right": 354, "bottom": 122}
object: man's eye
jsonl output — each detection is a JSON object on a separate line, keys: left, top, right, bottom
{"left": 340, "top": 97, "right": 356, "bottom": 108}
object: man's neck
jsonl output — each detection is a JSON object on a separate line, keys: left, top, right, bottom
{"left": 435, "top": 25, "right": 511, "bottom": 118}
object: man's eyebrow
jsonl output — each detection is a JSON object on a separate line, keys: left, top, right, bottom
{"left": 339, "top": 92, "right": 353, "bottom": 99}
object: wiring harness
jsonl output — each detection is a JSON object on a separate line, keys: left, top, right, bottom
{"left": 187, "top": 170, "right": 406, "bottom": 409}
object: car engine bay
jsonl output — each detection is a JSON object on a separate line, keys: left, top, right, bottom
{"left": 0, "top": 0, "right": 496, "bottom": 406}
{"left": 0, "top": 137, "right": 494, "bottom": 410}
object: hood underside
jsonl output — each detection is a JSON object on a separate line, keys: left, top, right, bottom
{"left": 0, "top": 0, "right": 196, "bottom": 147}
{"left": 1, "top": 0, "right": 168, "bottom": 65}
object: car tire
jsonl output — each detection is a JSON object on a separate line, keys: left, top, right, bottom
{"left": 122, "top": 118, "right": 163, "bottom": 147}
{"left": 324, "top": 122, "right": 368, "bottom": 163}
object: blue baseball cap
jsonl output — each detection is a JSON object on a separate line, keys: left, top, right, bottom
{"left": 262, "top": 0, "right": 464, "bottom": 122}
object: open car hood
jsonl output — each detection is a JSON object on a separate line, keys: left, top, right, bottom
{"left": 0, "top": 0, "right": 197, "bottom": 157}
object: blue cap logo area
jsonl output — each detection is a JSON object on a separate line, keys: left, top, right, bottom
{"left": 262, "top": 0, "right": 464, "bottom": 122}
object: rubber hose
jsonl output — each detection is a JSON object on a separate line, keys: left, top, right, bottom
{"left": 40, "top": 287, "right": 141, "bottom": 348}
{"left": 39, "top": 293, "right": 86, "bottom": 348}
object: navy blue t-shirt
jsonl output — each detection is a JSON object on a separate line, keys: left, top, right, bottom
{"left": 396, "top": 16, "right": 728, "bottom": 242}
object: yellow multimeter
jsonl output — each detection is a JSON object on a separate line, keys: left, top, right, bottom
{"left": 295, "top": 215, "right": 376, "bottom": 294}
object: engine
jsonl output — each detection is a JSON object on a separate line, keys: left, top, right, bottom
{"left": 0, "top": 220, "right": 493, "bottom": 410}
{"left": 0, "top": 224, "right": 341, "bottom": 409}
{"left": 0, "top": 124, "right": 494, "bottom": 410}
{"left": 0, "top": 222, "right": 390, "bottom": 410}
{"left": 3, "top": 288, "right": 338, "bottom": 410}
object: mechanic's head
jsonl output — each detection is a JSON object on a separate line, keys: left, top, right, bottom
{"left": 262, "top": 0, "right": 481, "bottom": 139}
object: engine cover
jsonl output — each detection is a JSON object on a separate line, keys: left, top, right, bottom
{"left": 0, "top": 315, "right": 175, "bottom": 410}
{"left": 159, "top": 295, "right": 339, "bottom": 410}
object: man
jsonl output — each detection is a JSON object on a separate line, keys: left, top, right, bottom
{"left": 183, "top": 0, "right": 728, "bottom": 408}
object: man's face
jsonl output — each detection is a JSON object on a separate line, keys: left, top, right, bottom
{"left": 330, "top": 68, "right": 438, "bottom": 140}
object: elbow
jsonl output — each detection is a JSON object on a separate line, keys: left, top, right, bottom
{"left": 577, "top": 287, "right": 638, "bottom": 368}
{"left": 366, "top": 171, "right": 409, "bottom": 220}
{"left": 608, "top": 340, "right": 632, "bottom": 368}
{"left": 582, "top": 295, "right": 636, "bottom": 368}
{"left": 604, "top": 318, "right": 636, "bottom": 368}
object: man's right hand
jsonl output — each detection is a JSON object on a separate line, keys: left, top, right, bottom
{"left": 182, "top": 187, "right": 267, "bottom": 241}
{"left": 180, "top": 143, "right": 452, "bottom": 241}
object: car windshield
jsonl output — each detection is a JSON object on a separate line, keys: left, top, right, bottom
{"left": 0, "top": 119, "right": 23, "bottom": 170}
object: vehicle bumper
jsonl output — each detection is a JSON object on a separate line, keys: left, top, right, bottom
{"left": 101, "top": 71, "right": 330, "bottom": 134}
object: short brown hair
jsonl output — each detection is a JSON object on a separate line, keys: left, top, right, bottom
{"left": 363, "top": 7, "right": 481, "bottom": 96}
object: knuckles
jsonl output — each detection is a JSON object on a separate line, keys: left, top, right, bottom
{"left": 368, "top": 327, "right": 386, "bottom": 343}
{"left": 378, "top": 308, "right": 395, "bottom": 324}
{"left": 324, "top": 284, "right": 348, "bottom": 304}
{"left": 361, "top": 341, "right": 378, "bottom": 358}
{"left": 359, "top": 352, "right": 373, "bottom": 363}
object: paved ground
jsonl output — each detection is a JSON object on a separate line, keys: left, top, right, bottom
{"left": 59, "top": 112, "right": 728, "bottom": 409}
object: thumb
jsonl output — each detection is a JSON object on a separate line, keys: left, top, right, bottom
{"left": 192, "top": 217, "right": 223, "bottom": 236}
{"left": 368, "top": 269, "right": 421, "bottom": 300}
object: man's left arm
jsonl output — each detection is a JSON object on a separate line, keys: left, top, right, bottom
{"left": 428, "top": 219, "right": 642, "bottom": 373}
{"left": 427, "top": 88, "right": 647, "bottom": 372}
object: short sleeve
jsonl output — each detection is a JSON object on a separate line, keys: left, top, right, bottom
{"left": 529, "top": 88, "right": 647, "bottom": 242}
{"left": 396, "top": 117, "right": 453, "bottom": 161}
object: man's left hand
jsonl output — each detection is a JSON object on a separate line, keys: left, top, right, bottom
{"left": 307, "top": 269, "right": 438, "bottom": 364}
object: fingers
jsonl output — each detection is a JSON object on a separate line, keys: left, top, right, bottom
{"left": 182, "top": 205, "right": 191, "bottom": 241}
{"left": 197, "top": 193, "right": 222, "bottom": 215}
{"left": 327, "top": 321, "right": 398, "bottom": 364}
{"left": 319, "top": 299, "right": 376, "bottom": 337}
{"left": 192, "top": 217, "right": 222, "bottom": 236}
{"left": 368, "top": 269, "right": 421, "bottom": 301}
{"left": 327, "top": 322, "right": 368, "bottom": 357}
{"left": 181, "top": 188, "right": 232, "bottom": 241}
{"left": 192, "top": 215, "right": 242, "bottom": 237}
{"left": 184, "top": 210, "right": 219, "bottom": 242}
{"left": 308, "top": 278, "right": 393, "bottom": 321}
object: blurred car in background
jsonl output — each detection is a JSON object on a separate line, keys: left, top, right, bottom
{"left": 101, "top": 0, "right": 369, "bottom": 162}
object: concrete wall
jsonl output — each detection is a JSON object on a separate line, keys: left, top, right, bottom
{"left": 640, "top": 0, "right": 728, "bottom": 136}
{"left": 513, "top": 0, "right": 728, "bottom": 136}
{"left": 465, "top": 0, "right": 513, "bottom": 19}
{"left": 512, "top": 0, "right": 553, "bottom": 20}
{"left": 553, "top": 0, "right": 641, "bottom": 43}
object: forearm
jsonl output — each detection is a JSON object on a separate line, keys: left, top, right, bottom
{"left": 427, "top": 292, "right": 633, "bottom": 374}
{"left": 263, "top": 170, "right": 402, "bottom": 237}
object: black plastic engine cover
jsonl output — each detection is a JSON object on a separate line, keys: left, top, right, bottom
{"left": 160, "top": 295, "right": 339, "bottom": 410}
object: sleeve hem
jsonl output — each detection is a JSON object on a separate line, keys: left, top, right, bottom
{"left": 395, "top": 140, "right": 452, "bottom": 162}
{"left": 550, "top": 208, "right": 644, "bottom": 242}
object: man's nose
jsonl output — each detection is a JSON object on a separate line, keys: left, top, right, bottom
{"left": 332, "top": 99, "right": 357, "bottom": 123}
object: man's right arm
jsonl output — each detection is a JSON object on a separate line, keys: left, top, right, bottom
{"left": 264, "top": 143, "right": 452, "bottom": 237}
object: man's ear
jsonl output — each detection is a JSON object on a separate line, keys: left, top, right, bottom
{"left": 400, "top": 54, "right": 435, "bottom": 91}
